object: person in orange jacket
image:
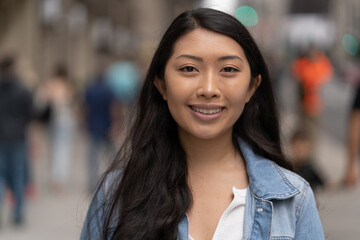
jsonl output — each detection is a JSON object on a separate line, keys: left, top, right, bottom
{"left": 292, "top": 47, "right": 333, "bottom": 161}
{"left": 292, "top": 47, "right": 333, "bottom": 117}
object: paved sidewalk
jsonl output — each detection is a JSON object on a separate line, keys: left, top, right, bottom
{"left": 314, "top": 126, "right": 360, "bottom": 240}
{"left": 0, "top": 191, "right": 89, "bottom": 240}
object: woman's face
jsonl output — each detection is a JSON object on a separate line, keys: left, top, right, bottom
{"left": 155, "top": 28, "right": 260, "bottom": 141}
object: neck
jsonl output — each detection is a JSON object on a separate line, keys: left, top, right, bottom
{"left": 180, "top": 129, "right": 240, "bottom": 174}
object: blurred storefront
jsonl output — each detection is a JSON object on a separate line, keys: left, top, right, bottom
{"left": 0, "top": 0, "right": 359, "bottom": 88}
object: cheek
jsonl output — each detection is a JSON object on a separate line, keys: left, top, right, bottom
{"left": 165, "top": 85, "right": 188, "bottom": 118}
{"left": 166, "top": 83, "right": 188, "bottom": 105}
{"left": 227, "top": 86, "right": 250, "bottom": 105}
{"left": 227, "top": 89, "right": 250, "bottom": 119}
{"left": 164, "top": 73, "right": 194, "bottom": 105}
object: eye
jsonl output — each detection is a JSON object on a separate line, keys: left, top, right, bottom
{"left": 221, "top": 67, "right": 239, "bottom": 72}
{"left": 179, "top": 66, "right": 198, "bottom": 72}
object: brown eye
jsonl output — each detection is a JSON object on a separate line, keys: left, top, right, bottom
{"left": 221, "top": 67, "right": 239, "bottom": 72}
{"left": 180, "top": 66, "right": 197, "bottom": 72}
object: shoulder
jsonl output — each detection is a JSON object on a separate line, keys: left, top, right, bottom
{"left": 93, "top": 170, "right": 123, "bottom": 206}
{"left": 270, "top": 165, "right": 324, "bottom": 238}
{"left": 274, "top": 164, "right": 314, "bottom": 208}
{"left": 103, "top": 170, "right": 123, "bottom": 193}
{"left": 277, "top": 165, "right": 310, "bottom": 194}
{"left": 272, "top": 165, "right": 317, "bottom": 218}
{"left": 80, "top": 170, "right": 123, "bottom": 240}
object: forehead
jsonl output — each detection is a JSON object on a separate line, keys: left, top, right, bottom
{"left": 171, "top": 28, "right": 247, "bottom": 60}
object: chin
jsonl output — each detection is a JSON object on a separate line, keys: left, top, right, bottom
{"left": 190, "top": 129, "right": 229, "bottom": 141}
{"left": 178, "top": 124, "right": 233, "bottom": 141}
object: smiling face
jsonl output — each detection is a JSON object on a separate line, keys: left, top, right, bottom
{"left": 155, "top": 28, "right": 260, "bottom": 142}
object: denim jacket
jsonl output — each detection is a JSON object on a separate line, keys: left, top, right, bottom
{"left": 81, "top": 139, "right": 325, "bottom": 240}
{"left": 177, "top": 139, "right": 324, "bottom": 239}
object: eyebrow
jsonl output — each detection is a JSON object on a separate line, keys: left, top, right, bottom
{"left": 218, "top": 55, "right": 243, "bottom": 62}
{"left": 176, "top": 54, "right": 203, "bottom": 62}
{"left": 175, "top": 54, "right": 243, "bottom": 63}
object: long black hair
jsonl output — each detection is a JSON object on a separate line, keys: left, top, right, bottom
{"left": 90, "top": 8, "right": 291, "bottom": 240}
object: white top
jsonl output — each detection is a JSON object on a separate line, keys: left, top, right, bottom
{"left": 188, "top": 186, "right": 247, "bottom": 240}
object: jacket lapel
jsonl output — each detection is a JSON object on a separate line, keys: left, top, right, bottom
{"left": 238, "top": 138, "right": 300, "bottom": 200}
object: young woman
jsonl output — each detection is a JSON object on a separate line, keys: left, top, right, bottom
{"left": 80, "top": 8, "right": 324, "bottom": 240}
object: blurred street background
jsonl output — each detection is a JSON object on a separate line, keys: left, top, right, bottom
{"left": 0, "top": 0, "right": 360, "bottom": 239}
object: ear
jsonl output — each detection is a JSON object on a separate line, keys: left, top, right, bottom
{"left": 245, "top": 74, "right": 262, "bottom": 103}
{"left": 153, "top": 76, "right": 167, "bottom": 101}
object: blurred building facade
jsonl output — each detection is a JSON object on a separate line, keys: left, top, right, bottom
{"left": 0, "top": 0, "right": 359, "bottom": 88}
{"left": 0, "top": 0, "right": 196, "bottom": 88}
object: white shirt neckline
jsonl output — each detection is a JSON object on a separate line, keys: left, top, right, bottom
{"left": 188, "top": 186, "right": 248, "bottom": 240}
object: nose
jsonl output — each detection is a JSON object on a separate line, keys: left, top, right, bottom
{"left": 196, "top": 72, "right": 220, "bottom": 99}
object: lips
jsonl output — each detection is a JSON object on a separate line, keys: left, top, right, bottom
{"left": 189, "top": 104, "right": 225, "bottom": 118}
{"left": 190, "top": 106, "right": 223, "bottom": 115}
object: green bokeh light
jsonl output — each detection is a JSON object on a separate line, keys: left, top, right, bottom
{"left": 235, "top": 6, "right": 258, "bottom": 27}
{"left": 342, "top": 34, "right": 359, "bottom": 56}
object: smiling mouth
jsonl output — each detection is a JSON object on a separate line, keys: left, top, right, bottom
{"left": 190, "top": 106, "right": 224, "bottom": 115}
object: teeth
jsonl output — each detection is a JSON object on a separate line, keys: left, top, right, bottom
{"left": 191, "top": 106, "right": 222, "bottom": 115}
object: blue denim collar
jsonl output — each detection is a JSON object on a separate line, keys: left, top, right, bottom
{"left": 238, "top": 138, "right": 300, "bottom": 200}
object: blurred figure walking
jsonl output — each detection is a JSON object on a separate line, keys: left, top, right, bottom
{"left": 292, "top": 47, "right": 333, "bottom": 118}
{"left": 0, "top": 56, "right": 33, "bottom": 225}
{"left": 104, "top": 59, "right": 141, "bottom": 145}
{"left": 84, "top": 67, "right": 116, "bottom": 192}
{"left": 44, "top": 66, "right": 76, "bottom": 193}
{"left": 292, "top": 47, "right": 333, "bottom": 154}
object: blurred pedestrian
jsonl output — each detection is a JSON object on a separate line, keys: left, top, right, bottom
{"left": 292, "top": 47, "right": 333, "bottom": 118}
{"left": 344, "top": 86, "right": 360, "bottom": 186}
{"left": 84, "top": 67, "right": 116, "bottom": 192}
{"left": 290, "top": 128, "right": 325, "bottom": 191}
{"left": 43, "top": 65, "right": 76, "bottom": 193}
{"left": 292, "top": 47, "right": 333, "bottom": 158}
{"left": 0, "top": 55, "right": 33, "bottom": 225}
{"left": 105, "top": 59, "right": 141, "bottom": 144}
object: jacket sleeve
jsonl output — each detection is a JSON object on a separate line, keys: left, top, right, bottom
{"left": 80, "top": 171, "right": 122, "bottom": 240}
{"left": 80, "top": 187, "right": 106, "bottom": 240}
{"left": 295, "top": 185, "right": 325, "bottom": 239}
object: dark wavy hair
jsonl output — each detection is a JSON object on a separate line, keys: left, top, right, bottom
{"left": 90, "top": 8, "right": 291, "bottom": 240}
